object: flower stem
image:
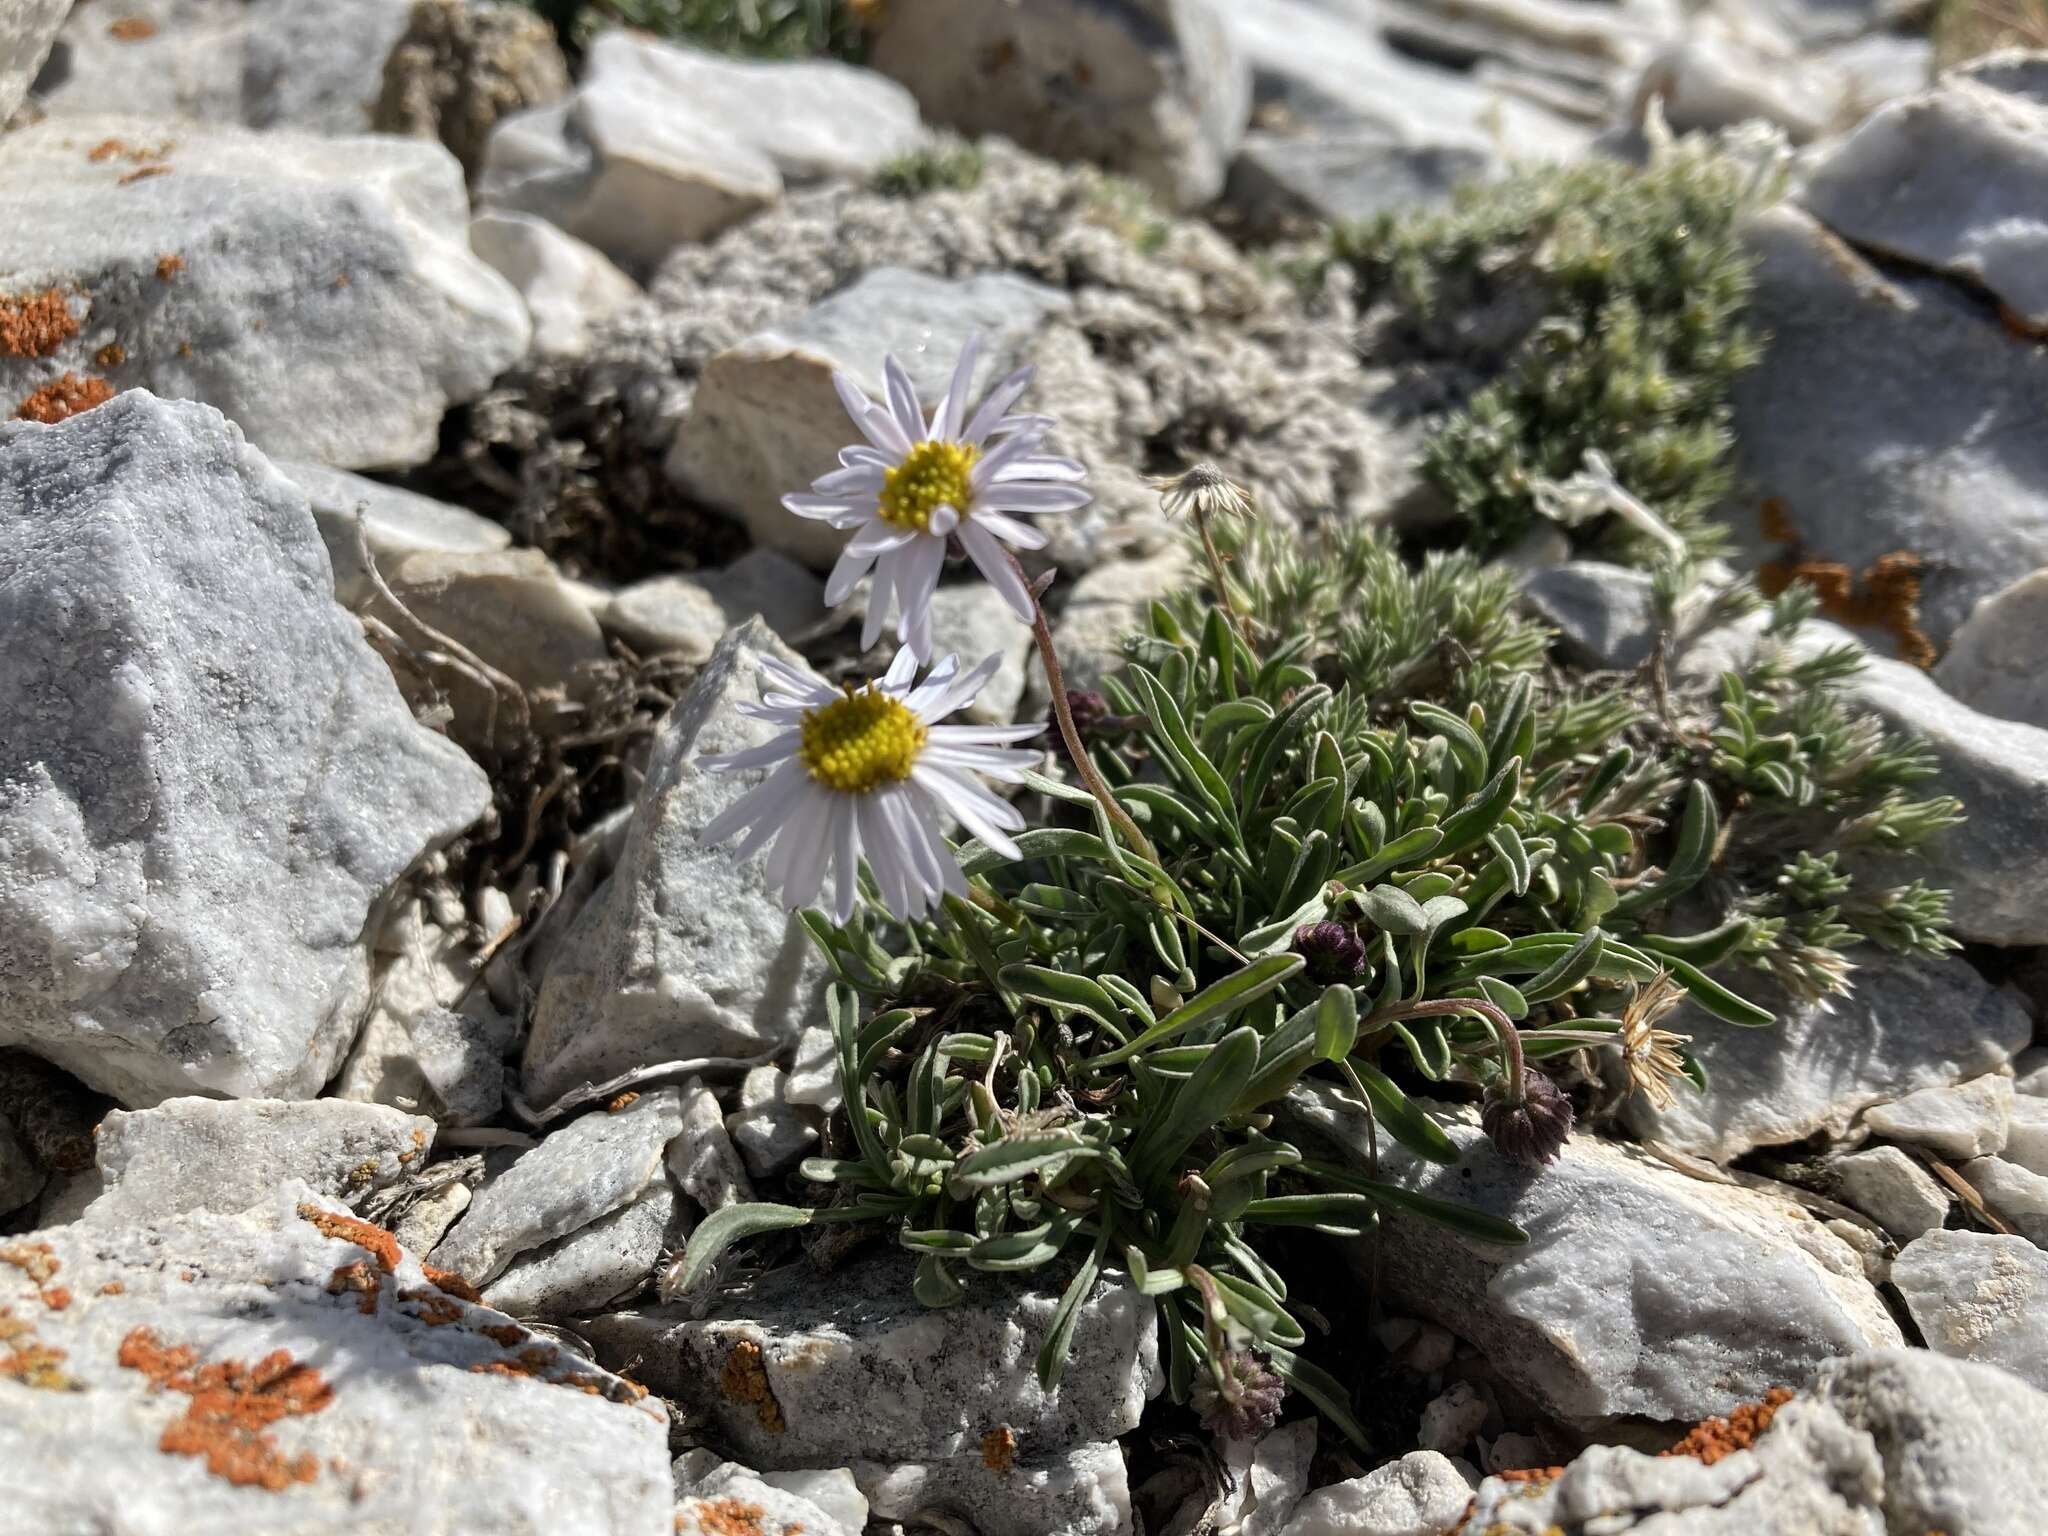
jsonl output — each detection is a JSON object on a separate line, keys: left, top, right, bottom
{"left": 1361, "top": 997, "right": 1525, "bottom": 1104}
{"left": 1192, "top": 506, "right": 1246, "bottom": 637}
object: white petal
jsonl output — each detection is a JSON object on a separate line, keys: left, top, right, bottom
{"left": 921, "top": 743, "right": 1043, "bottom": 781}
{"left": 845, "top": 519, "right": 919, "bottom": 558}
{"left": 933, "top": 650, "right": 1005, "bottom": 716}
{"left": 758, "top": 655, "right": 837, "bottom": 704}
{"left": 702, "top": 757, "right": 805, "bottom": 846}
{"left": 893, "top": 536, "right": 944, "bottom": 665}
{"left": 829, "top": 799, "right": 860, "bottom": 924}
{"left": 934, "top": 333, "right": 980, "bottom": 443}
{"left": 927, "top": 722, "right": 1047, "bottom": 745}
{"left": 982, "top": 483, "right": 1092, "bottom": 515}
{"left": 702, "top": 729, "right": 801, "bottom": 773}
{"left": 825, "top": 544, "right": 878, "bottom": 608}
{"left": 884, "top": 354, "right": 927, "bottom": 442}
{"left": 968, "top": 431, "right": 1046, "bottom": 490}
{"left": 913, "top": 765, "right": 1025, "bottom": 860}
{"left": 971, "top": 510, "right": 1050, "bottom": 550}
{"left": 857, "top": 795, "right": 911, "bottom": 918}
{"left": 882, "top": 645, "right": 923, "bottom": 691}
{"left": 839, "top": 444, "right": 895, "bottom": 470}
{"left": 781, "top": 795, "right": 836, "bottom": 912}
{"left": 902, "top": 653, "right": 964, "bottom": 715}
{"left": 813, "top": 463, "right": 887, "bottom": 496}
{"left": 862, "top": 554, "right": 898, "bottom": 651}
{"left": 928, "top": 503, "right": 960, "bottom": 537}
{"left": 766, "top": 783, "right": 831, "bottom": 894}
{"left": 998, "top": 454, "right": 1087, "bottom": 483}
{"left": 959, "top": 522, "right": 1036, "bottom": 623}
{"left": 862, "top": 400, "right": 915, "bottom": 459}
{"left": 783, "top": 493, "right": 869, "bottom": 528}
{"left": 962, "top": 365, "right": 1035, "bottom": 446}
{"left": 833, "top": 372, "right": 878, "bottom": 433}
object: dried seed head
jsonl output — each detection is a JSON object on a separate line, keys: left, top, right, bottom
{"left": 1192, "top": 1347, "right": 1287, "bottom": 1443}
{"left": 1151, "top": 463, "right": 1255, "bottom": 523}
{"left": 1619, "top": 970, "right": 1693, "bottom": 1111}
{"left": 1481, "top": 1068, "right": 1574, "bottom": 1166}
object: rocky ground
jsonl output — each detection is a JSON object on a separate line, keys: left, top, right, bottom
{"left": 3, "top": 1, "right": 2048, "bottom": 1533}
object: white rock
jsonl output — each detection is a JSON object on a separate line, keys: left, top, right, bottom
{"left": 0, "top": 1186, "right": 672, "bottom": 1534}
{"left": 1936, "top": 567, "right": 2048, "bottom": 731}
{"left": 1635, "top": 20, "right": 1844, "bottom": 145}
{"left": 783, "top": 1025, "right": 841, "bottom": 1115}
{"left": 725, "top": 1064, "right": 817, "bottom": 1183}
{"left": 869, "top": 0, "right": 1250, "bottom": 209}
{"left": 697, "top": 548, "right": 831, "bottom": 644}
{"left": 1049, "top": 547, "right": 1194, "bottom": 697}
{"left": 0, "top": 117, "right": 528, "bottom": 470}
{"left": 469, "top": 209, "right": 640, "bottom": 361}
{"left": 430, "top": 1087, "right": 687, "bottom": 1286}
{"left": 378, "top": 545, "right": 610, "bottom": 697}
{"left": 678, "top": 1464, "right": 856, "bottom": 1536}
{"left": 1961, "top": 1157, "right": 2048, "bottom": 1249}
{"left": 1416, "top": 1381, "right": 1488, "bottom": 1456}
{"left": 0, "top": 0, "right": 69, "bottom": 121}
{"left": 1225, "top": 127, "right": 1490, "bottom": 233}
{"left": 1278, "top": 1450, "right": 1475, "bottom": 1536}
{"left": 393, "top": 1178, "right": 471, "bottom": 1255}
{"left": 2019, "top": 1048, "right": 2048, "bottom": 1097}
{"left": 1893, "top": 1230, "right": 2048, "bottom": 1389}
{"left": 1217, "top": 1417, "right": 1315, "bottom": 1536}
{"left": 752, "top": 1467, "right": 868, "bottom": 1534}
{"left": 929, "top": 584, "right": 1037, "bottom": 724}
{"left": 600, "top": 572, "right": 729, "bottom": 663}
{"left": 1728, "top": 203, "right": 2048, "bottom": 647}
{"left": 277, "top": 457, "right": 513, "bottom": 608}
{"left": 1831, "top": 1145, "right": 1950, "bottom": 1240}
{"left": 581, "top": 1252, "right": 1160, "bottom": 1466}
{"left": 1862, "top": 1073, "right": 2013, "bottom": 1161}
{"left": 2006, "top": 1094, "right": 2048, "bottom": 1176}
{"left": 521, "top": 620, "right": 829, "bottom": 1107}
{"left": 1290, "top": 1085, "right": 1902, "bottom": 1427}
{"left": 665, "top": 1079, "right": 754, "bottom": 1213}
{"left": 483, "top": 1173, "right": 686, "bottom": 1318}
{"left": 1801, "top": 58, "right": 2048, "bottom": 331}
{"left": 856, "top": 1439, "right": 1132, "bottom": 1536}
{"left": 241, "top": 0, "right": 417, "bottom": 134}
{"left": 1812, "top": 1348, "right": 2048, "bottom": 1536}
{"left": 1520, "top": 560, "right": 1663, "bottom": 670}
{"left": 33, "top": 0, "right": 244, "bottom": 123}
{"left": 0, "top": 393, "right": 490, "bottom": 1106}
{"left": 77, "top": 1097, "right": 435, "bottom": 1227}
{"left": 668, "top": 265, "right": 1071, "bottom": 570}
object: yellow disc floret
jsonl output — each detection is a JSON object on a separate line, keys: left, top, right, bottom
{"left": 878, "top": 440, "right": 978, "bottom": 531}
{"left": 800, "top": 686, "right": 928, "bottom": 794}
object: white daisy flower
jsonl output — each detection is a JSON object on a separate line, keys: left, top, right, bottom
{"left": 783, "top": 334, "right": 1092, "bottom": 662}
{"left": 702, "top": 648, "right": 1044, "bottom": 924}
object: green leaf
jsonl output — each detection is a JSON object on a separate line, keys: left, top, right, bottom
{"left": 1434, "top": 757, "right": 1522, "bottom": 860}
{"left": 1609, "top": 781, "right": 1719, "bottom": 918}
{"left": 1347, "top": 1061, "right": 1458, "bottom": 1164}
{"left": 1266, "top": 1343, "right": 1371, "bottom": 1449}
{"left": 1036, "top": 1224, "right": 1109, "bottom": 1389}
{"left": 1132, "top": 665, "right": 1237, "bottom": 821}
{"left": 1240, "top": 1192, "right": 1377, "bottom": 1234}
{"left": 1363, "top": 884, "right": 1428, "bottom": 936}
{"left": 914, "top": 1254, "right": 967, "bottom": 1306}
{"left": 1304, "top": 1161, "right": 1529, "bottom": 1244}
{"left": 968, "top": 1213, "right": 1081, "bottom": 1271}
{"left": 949, "top": 1131, "right": 1096, "bottom": 1195}
{"left": 999, "top": 965, "right": 1122, "bottom": 1029}
{"left": 1517, "top": 927, "right": 1606, "bottom": 1003}
{"left": 1314, "top": 985, "right": 1359, "bottom": 1062}
{"left": 1332, "top": 825, "right": 1445, "bottom": 886}
{"left": 1486, "top": 824, "right": 1531, "bottom": 896}
{"left": 669, "top": 1202, "right": 816, "bottom": 1295}
{"left": 1088, "top": 954, "right": 1305, "bottom": 1068}
{"left": 1661, "top": 954, "right": 1775, "bottom": 1027}
{"left": 1131, "top": 1026, "right": 1261, "bottom": 1191}
{"left": 1409, "top": 700, "right": 1488, "bottom": 790}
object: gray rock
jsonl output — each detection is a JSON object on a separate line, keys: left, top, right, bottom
{"left": 725, "top": 1065, "right": 816, "bottom": 1184}
{"left": 242, "top": 0, "right": 416, "bottom": 134}
{"left": 1728, "top": 203, "right": 2048, "bottom": 647}
{"left": 431, "top": 1087, "right": 687, "bottom": 1286}
{"left": 1894, "top": 1229, "right": 2048, "bottom": 1387}
{"left": 697, "top": 548, "right": 831, "bottom": 644}
{"left": 784, "top": 1025, "right": 841, "bottom": 1116}
{"left": 668, "top": 265, "right": 1071, "bottom": 570}
{"left": 2019, "top": 1047, "right": 2048, "bottom": 1097}
{"left": 1627, "top": 952, "right": 2029, "bottom": 1164}
{"left": 378, "top": 545, "right": 610, "bottom": 696}
{"left": 665, "top": 1079, "right": 754, "bottom": 1214}
{"left": 76, "top": 1097, "right": 435, "bottom": 1226}
{"left": 1521, "top": 560, "right": 1662, "bottom": 670}
{"left": 1226, "top": 127, "right": 1488, "bottom": 234}
{"left": 868, "top": 0, "right": 1250, "bottom": 210}
{"left": 0, "top": 117, "right": 529, "bottom": 471}
{"left": 1862, "top": 1073, "right": 2013, "bottom": 1161}
{"left": 1635, "top": 25, "right": 1845, "bottom": 144}
{"left": 1227, "top": 1418, "right": 1315, "bottom": 1536}
{"left": 1801, "top": 59, "right": 2048, "bottom": 331}
{"left": 0, "top": 1184, "right": 671, "bottom": 1533}
{"left": 483, "top": 1173, "right": 686, "bottom": 1319}
{"left": 1048, "top": 548, "right": 1194, "bottom": 697}
{"left": 1811, "top": 1348, "right": 2048, "bottom": 1536}
{"left": 393, "top": 1177, "right": 471, "bottom": 1255}
{"left": 856, "top": 1439, "right": 1132, "bottom": 1536}
{"left": 1961, "top": 1157, "right": 2048, "bottom": 1248}
{"left": 0, "top": 394, "right": 489, "bottom": 1106}
{"left": 469, "top": 210, "right": 640, "bottom": 361}
{"left": 581, "top": 1251, "right": 1160, "bottom": 1466}
{"left": 1831, "top": 1145, "right": 1950, "bottom": 1240}
{"left": 1417, "top": 1380, "right": 1488, "bottom": 1455}
{"left": 2006, "top": 1093, "right": 2048, "bottom": 1175}
{"left": 1278, "top": 1450, "right": 1476, "bottom": 1536}
{"left": 1289, "top": 1085, "right": 1902, "bottom": 1427}
{"left": 521, "top": 621, "right": 828, "bottom": 1107}
{"left": 373, "top": 0, "right": 572, "bottom": 176}
{"left": 0, "top": 0, "right": 68, "bottom": 122}
{"left": 277, "top": 457, "right": 513, "bottom": 608}
{"left": 0, "top": 1113, "right": 46, "bottom": 1218}
{"left": 928, "top": 584, "right": 1036, "bottom": 724}
{"left": 600, "top": 573, "right": 730, "bottom": 665}
{"left": 1936, "top": 567, "right": 2048, "bottom": 731}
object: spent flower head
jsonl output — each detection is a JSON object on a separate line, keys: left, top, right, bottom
{"left": 1618, "top": 970, "right": 1693, "bottom": 1110}
{"left": 1481, "top": 1068, "right": 1574, "bottom": 1166}
{"left": 1152, "top": 462, "right": 1255, "bottom": 524}
{"left": 1192, "top": 1347, "right": 1288, "bottom": 1444}
{"left": 702, "top": 649, "right": 1041, "bottom": 923}
{"left": 784, "top": 334, "right": 1091, "bottom": 661}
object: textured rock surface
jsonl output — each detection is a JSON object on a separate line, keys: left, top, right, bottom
{"left": 1729, "top": 203, "right": 2048, "bottom": 647}
{"left": 522, "top": 620, "right": 827, "bottom": 1107}
{"left": 278, "top": 457, "right": 513, "bottom": 608}
{"left": 1291, "top": 1085, "right": 1902, "bottom": 1427}
{"left": 481, "top": 1173, "right": 685, "bottom": 1319}
{"left": 30, "top": 0, "right": 246, "bottom": 121}
{"left": 0, "top": 0, "right": 69, "bottom": 122}
{"left": 1960, "top": 1156, "right": 2048, "bottom": 1248}
{"left": 0, "top": 117, "right": 528, "bottom": 470}
{"left": 677, "top": 1463, "right": 857, "bottom": 1536}
{"left": 855, "top": 1439, "right": 1133, "bottom": 1536}
{"left": 1831, "top": 1146, "right": 1950, "bottom": 1240}
{"left": 869, "top": 0, "right": 1249, "bottom": 209}
{"left": 1936, "top": 567, "right": 2048, "bottom": 730}
{"left": 1520, "top": 561, "right": 1663, "bottom": 670}
{"left": 1278, "top": 1450, "right": 1474, "bottom": 1536}
{"left": 0, "top": 1186, "right": 672, "bottom": 1533}
{"left": 470, "top": 209, "right": 639, "bottom": 360}
{"left": 375, "top": 0, "right": 571, "bottom": 176}
{"left": 1893, "top": 1230, "right": 2048, "bottom": 1388}
{"left": 430, "top": 1088, "right": 686, "bottom": 1287}
{"left": 0, "top": 1114, "right": 46, "bottom": 1218}
{"left": 0, "top": 394, "right": 489, "bottom": 1106}
{"left": 1801, "top": 59, "right": 2048, "bottom": 330}
{"left": 2007, "top": 1093, "right": 2048, "bottom": 1175}
{"left": 1626, "top": 952, "right": 2029, "bottom": 1163}
{"left": 581, "top": 1251, "right": 1160, "bottom": 1467}
{"left": 241, "top": 0, "right": 416, "bottom": 135}
{"left": 724, "top": 1065, "right": 815, "bottom": 1183}
{"left": 1226, "top": 127, "right": 1488, "bottom": 233}
{"left": 1861, "top": 1073, "right": 2013, "bottom": 1161}
{"left": 75, "top": 1097, "right": 435, "bottom": 1226}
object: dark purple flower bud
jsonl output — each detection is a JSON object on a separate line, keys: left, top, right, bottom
{"left": 1481, "top": 1069, "right": 1574, "bottom": 1167}
{"left": 1066, "top": 689, "right": 1111, "bottom": 736}
{"left": 1192, "top": 1347, "right": 1287, "bottom": 1443}
{"left": 1293, "top": 921, "right": 1368, "bottom": 983}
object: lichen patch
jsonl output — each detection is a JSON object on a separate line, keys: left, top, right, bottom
{"left": 719, "top": 1338, "right": 785, "bottom": 1433}
{"left": 296, "top": 1204, "right": 401, "bottom": 1274}
{"left": 16, "top": 374, "right": 116, "bottom": 424}
{"left": 0, "top": 290, "right": 78, "bottom": 359}
{"left": 118, "top": 1328, "right": 335, "bottom": 1490}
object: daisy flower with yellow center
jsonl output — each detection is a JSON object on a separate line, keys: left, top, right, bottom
{"left": 702, "top": 648, "right": 1043, "bottom": 923}
{"left": 782, "top": 334, "right": 1091, "bottom": 661}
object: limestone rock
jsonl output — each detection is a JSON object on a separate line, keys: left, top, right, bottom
{"left": 0, "top": 1186, "right": 672, "bottom": 1534}
{"left": 724, "top": 1065, "right": 815, "bottom": 1183}
{"left": 1521, "top": 560, "right": 1663, "bottom": 670}
{"left": 0, "top": 393, "right": 489, "bottom": 1106}
{"left": 241, "top": 0, "right": 417, "bottom": 135}
{"left": 76, "top": 1097, "right": 435, "bottom": 1227}
{"left": 581, "top": 1251, "right": 1161, "bottom": 1467}
{"left": 1048, "top": 548, "right": 1194, "bottom": 698}
{"left": 600, "top": 573, "right": 730, "bottom": 665}
{"left": 1277, "top": 1451, "right": 1479, "bottom": 1536}
{"left": 868, "top": 0, "right": 1250, "bottom": 209}
{"left": 470, "top": 210, "right": 639, "bottom": 360}
{"left": 1936, "top": 567, "right": 2048, "bottom": 731}
{"left": 1830, "top": 1146, "right": 1950, "bottom": 1241}
{"left": 482, "top": 1173, "right": 686, "bottom": 1319}
{"left": 2006, "top": 1093, "right": 2048, "bottom": 1176}
{"left": 521, "top": 621, "right": 828, "bottom": 1107}
{"left": 1861, "top": 1073, "right": 2013, "bottom": 1161}
{"left": 668, "top": 265, "right": 1071, "bottom": 570}
{"left": 664, "top": 1079, "right": 755, "bottom": 1215}
{"left": 928, "top": 584, "right": 1036, "bottom": 724}
{"left": 0, "top": 117, "right": 529, "bottom": 470}
{"left": 379, "top": 546, "right": 610, "bottom": 697}
{"left": 1801, "top": 57, "right": 2048, "bottom": 331}
{"left": 277, "top": 457, "right": 513, "bottom": 608}
{"left": 0, "top": 0, "right": 69, "bottom": 122}
{"left": 1893, "top": 1230, "right": 2048, "bottom": 1388}
{"left": 1960, "top": 1157, "right": 2048, "bottom": 1248}
{"left": 1220, "top": 1418, "right": 1314, "bottom": 1536}
{"left": 856, "top": 1439, "right": 1133, "bottom": 1536}
{"left": 678, "top": 1463, "right": 857, "bottom": 1536}
{"left": 376, "top": 0, "right": 571, "bottom": 177}
{"left": 1290, "top": 1085, "right": 1902, "bottom": 1427}
{"left": 430, "top": 1087, "right": 687, "bottom": 1287}
{"left": 1627, "top": 952, "right": 2029, "bottom": 1164}
{"left": 1225, "top": 127, "right": 1488, "bottom": 234}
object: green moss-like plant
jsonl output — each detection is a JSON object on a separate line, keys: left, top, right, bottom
{"left": 520, "top": 0, "right": 867, "bottom": 58}
{"left": 871, "top": 142, "right": 987, "bottom": 198}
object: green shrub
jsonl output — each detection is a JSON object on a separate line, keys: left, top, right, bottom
{"left": 871, "top": 142, "right": 987, "bottom": 199}
{"left": 519, "top": 0, "right": 867, "bottom": 58}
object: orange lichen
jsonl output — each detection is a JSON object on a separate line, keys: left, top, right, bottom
{"left": 607, "top": 1092, "right": 641, "bottom": 1113}
{"left": 0, "top": 290, "right": 78, "bottom": 359}
{"left": 981, "top": 1425, "right": 1017, "bottom": 1474}
{"left": 94, "top": 343, "right": 126, "bottom": 369}
{"left": 119, "top": 1327, "right": 334, "bottom": 1491}
{"left": 1493, "top": 1464, "right": 1565, "bottom": 1484}
{"left": 0, "top": 1242, "right": 60, "bottom": 1286}
{"left": 41, "top": 1287, "right": 70, "bottom": 1312}
{"left": 156, "top": 254, "right": 185, "bottom": 281}
{"left": 16, "top": 374, "right": 116, "bottom": 424}
{"left": 108, "top": 16, "right": 158, "bottom": 40}
{"left": 0, "top": 1339, "right": 77, "bottom": 1390}
{"left": 692, "top": 1497, "right": 769, "bottom": 1536}
{"left": 399, "top": 1128, "right": 427, "bottom": 1165}
{"left": 421, "top": 1264, "right": 480, "bottom": 1303}
{"left": 719, "top": 1338, "right": 785, "bottom": 1433}
{"left": 99, "top": 1281, "right": 125, "bottom": 1297}
{"left": 295, "top": 1204, "right": 401, "bottom": 1274}
{"left": 120, "top": 165, "right": 172, "bottom": 186}
{"left": 87, "top": 137, "right": 171, "bottom": 164}
{"left": 481, "top": 1323, "right": 527, "bottom": 1347}
{"left": 1663, "top": 1387, "right": 1793, "bottom": 1466}
{"left": 397, "top": 1288, "right": 465, "bottom": 1327}
{"left": 324, "top": 1261, "right": 381, "bottom": 1317}
{"left": 1755, "top": 502, "right": 1936, "bottom": 668}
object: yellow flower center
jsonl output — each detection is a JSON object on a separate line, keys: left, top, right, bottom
{"left": 799, "top": 686, "right": 928, "bottom": 794}
{"left": 878, "top": 440, "right": 978, "bottom": 532}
